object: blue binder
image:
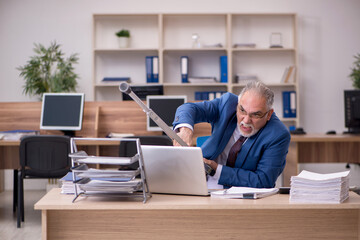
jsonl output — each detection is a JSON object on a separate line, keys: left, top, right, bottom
{"left": 152, "top": 56, "right": 159, "bottom": 83}
{"left": 220, "top": 55, "right": 228, "bottom": 83}
{"left": 145, "top": 56, "right": 153, "bottom": 83}
{"left": 282, "top": 91, "right": 296, "bottom": 118}
{"left": 180, "top": 56, "right": 189, "bottom": 83}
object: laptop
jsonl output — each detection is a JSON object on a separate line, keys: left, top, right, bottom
{"left": 141, "top": 145, "right": 209, "bottom": 196}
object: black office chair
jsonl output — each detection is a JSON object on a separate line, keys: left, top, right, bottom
{"left": 118, "top": 135, "right": 173, "bottom": 169}
{"left": 17, "top": 135, "right": 71, "bottom": 228}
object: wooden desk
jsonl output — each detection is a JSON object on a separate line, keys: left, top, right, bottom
{"left": 2, "top": 133, "right": 360, "bottom": 190}
{"left": 283, "top": 133, "right": 360, "bottom": 186}
{"left": 35, "top": 188, "right": 360, "bottom": 240}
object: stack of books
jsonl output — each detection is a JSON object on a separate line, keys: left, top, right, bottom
{"left": 290, "top": 170, "right": 350, "bottom": 203}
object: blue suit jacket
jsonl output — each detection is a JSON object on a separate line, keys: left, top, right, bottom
{"left": 173, "top": 92, "right": 291, "bottom": 188}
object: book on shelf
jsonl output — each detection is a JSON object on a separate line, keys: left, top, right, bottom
{"left": 202, "top": 43, "right": 223, "bottom": 48}
{"left": 220, "top": 55, "right": 228, "bottom": 83}
{"left": 290, "top": 170, "right": 350, "bottom": 203}
{"left": 233, "top": 43, "right": 256, "bottom": 48}
{"left": 102, "top": 77, "right": 130, "bottom": 82}
{"left": 195, "top": 91, "right": 226, "bottom": 101}
{"left": 146, "top": 56, "right": 153, "bottom": 83}
{"left": 152, "top": 56, "right": 159, "bottom": 83}
{"left": 145, "top": 56, "right": 159, "bottom": 83}
{"left": 234, "top": 74, "right": 258, "bottom": 83}
{"left": 188, "top": 76, "right": 217, "bottom": 83}
{"left": 181, "top": 56, "right": 189, "bottom": 83}
{"left": 280, "top": 66, "right": 296, "bottom": 83}
{"left": 282, "top": 91, "right": 296, "bottom": 118}
{"left": 211, "top": 187, "right": 278, "bottom": 199}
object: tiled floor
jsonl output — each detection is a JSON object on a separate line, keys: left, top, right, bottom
{"left": 0, "top": 190, "right": 45, "bottom": 240}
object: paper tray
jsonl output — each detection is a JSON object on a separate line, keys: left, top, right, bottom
{"left": 72, "top": 164, "right": 140, "bottom": 179}
{"left": 70, "top": 151, "right": 139, "bottom": 165}
{"left": 77, "top": 179, "right": 142, "bottom": 193}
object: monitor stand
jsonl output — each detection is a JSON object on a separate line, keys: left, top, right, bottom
{"left": 61, "top": 130, "right": 76, "bottom": 137}
{"left": 343, "top": 128, "right": 360, "bottom": 134}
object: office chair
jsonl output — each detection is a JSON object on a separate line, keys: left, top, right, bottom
{"left": 196, "top": 136, "right": 210, "bottom": 147}
{"left": 118, "top": 135, "right": 173, "bottom": 170}
{"left": 17, "top": 135, "right": 71, "bottom": 228}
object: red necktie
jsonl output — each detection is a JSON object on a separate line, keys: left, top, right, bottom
{"left": 226, "top": 136, "right": 247, "bottom": 168}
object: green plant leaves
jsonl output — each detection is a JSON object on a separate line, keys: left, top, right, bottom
{"left": 350, "top": 53, "right": 360, "bottom": 89}
{"left": 17, "top": 41, "right": 79, "bottom": 97}
{"left": 115, "top": 29, "right": 130, "bottom": 37}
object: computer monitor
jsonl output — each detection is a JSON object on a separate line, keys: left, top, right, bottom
{"left": 122, "top": 85, "right": 163, "bottom": 101}
{"left": 146, "top": 95, "right": 187, "bottom": 131}
{"left": 40, "top": 93, "right": 85, "bottom": 136}
{"left": 344, "top": 90, "right": 360, "bottom": 134}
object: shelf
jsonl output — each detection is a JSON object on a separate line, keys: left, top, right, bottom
{"left": 95, "top": 82, "right": 161, "bottom": 87}
{"left": 232, "top": 48, "right": 296, "bottom": 52}
{"left": 92, "top": 13, "right": 299, "bottom": 127}
{"left": 164, "top": 83, "right": 228, "bottom": 87}
{"left": 232, "top": 83, "right": 296, "bottom": 87}
{"left": 95, "top": 48, "right": 159, "bottom": 52}
{"left": 163, "top": 48, "right": 227, "bottom": 52}
{"left": 279, "top": 117, "right": 297, "bottom": 122}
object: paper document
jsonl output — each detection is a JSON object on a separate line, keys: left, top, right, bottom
{"left": 211, "top": 187, "right": 279, "bottom": 199}
{"left": 295, "top": 170, "right": 350, "bottom": 181}
{"left": 290, "top": 170, "right": 350, "bottom": 203}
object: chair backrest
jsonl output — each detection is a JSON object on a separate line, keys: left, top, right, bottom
{"left": 196, "top": 136, "right": 210, "bottom": 147}
{"left": 119, "top": 135, "right": 173, "bottom": 157}
{"left": 19, "top": 135, "right": 71, "bottom": 178}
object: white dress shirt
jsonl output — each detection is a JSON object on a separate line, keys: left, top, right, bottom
{"left": 207, "top": 124, "right": 243, "bottom": 189}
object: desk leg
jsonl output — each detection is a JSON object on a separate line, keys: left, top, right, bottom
{"left": 283, "top": 142, "right": 299, "bottom": 187}
{"left": 41, "top": 210, "right": 48, "bottom": 240}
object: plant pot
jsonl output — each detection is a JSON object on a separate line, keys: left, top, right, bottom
{"left": 118, "top": 37, "right": 130, "bottom": 48}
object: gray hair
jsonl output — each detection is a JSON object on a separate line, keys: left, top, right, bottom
{"left": 238, "top": 80, "right": 274, "bottom": 110}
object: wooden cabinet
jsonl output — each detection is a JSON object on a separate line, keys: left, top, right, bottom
{"left": 93, "top": 13, "right": 299, "bottom": 127}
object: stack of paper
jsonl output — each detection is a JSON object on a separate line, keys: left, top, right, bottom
{"left": 60, "top": 170, "right": 135, "bottom": 194}
{"left": 211, "top": 187, "right": 278, "bottom": 199}
{"left": 0, "top": 130, "right": 39, "bottom": 140}
{"left": 290, "top": 170, "right": 350, "bottom": 203}
{"left": 60, "top": 172, "right": 79, "bottom": 194}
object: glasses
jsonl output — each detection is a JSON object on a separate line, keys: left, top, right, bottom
{"left": 238, "top": 106, "right": 269, "bottom": 120}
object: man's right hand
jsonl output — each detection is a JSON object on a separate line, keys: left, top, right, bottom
{"left": 173, "top": 127, "right": 193, "bottom": 146}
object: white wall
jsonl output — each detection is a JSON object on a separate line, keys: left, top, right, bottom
{"left": 1, "top": 0, "right": 360, "bottom": 189}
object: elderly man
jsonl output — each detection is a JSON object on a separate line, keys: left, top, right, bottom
{"left": 173, "top": 80, "right": 290, "bottom": 188}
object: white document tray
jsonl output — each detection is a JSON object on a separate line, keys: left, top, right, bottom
{"left": 70, "top": 151, "right": 139, "bottom": 165}
{"left": 72, "top": 164, "right": 140, "bottom": 179}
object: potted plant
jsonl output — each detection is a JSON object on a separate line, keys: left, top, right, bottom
{"left": 115, "top": 29, "right": 131, "bottom": 48}
{"left": 350, "top": 53, "right": 360, "bottom": 89}
{"left": 17, "top": 42, "right": 79, "bottom": 98}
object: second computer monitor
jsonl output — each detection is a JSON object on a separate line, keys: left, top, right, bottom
{"left": 146, "top": 95, "right": 187, "bottom": 131}
{"left": 40, "top": 93, "right": 85, "bottom": 136}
